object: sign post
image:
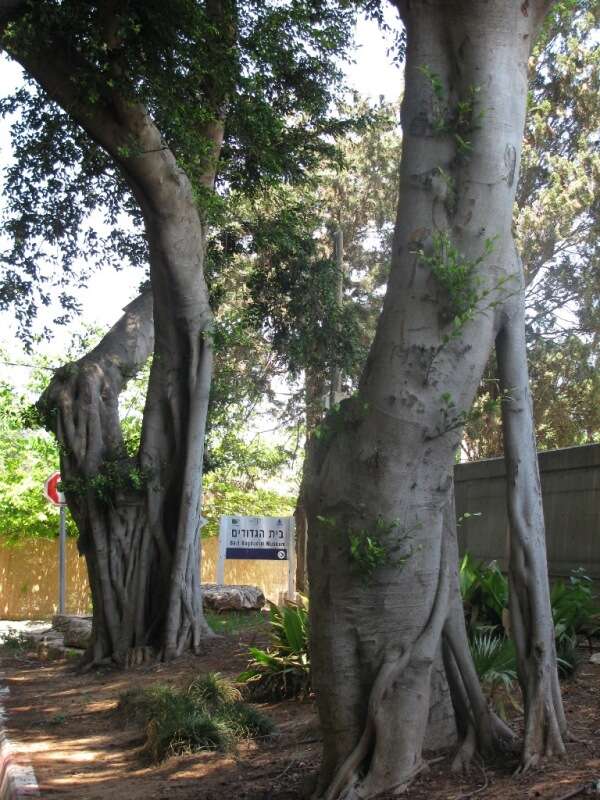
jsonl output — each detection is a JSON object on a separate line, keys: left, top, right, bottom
{"left": 43, "top": 471, "right": 67, "bottom": 614}
{"left": 217, "top": 515, "right": 296, "bottom": 600}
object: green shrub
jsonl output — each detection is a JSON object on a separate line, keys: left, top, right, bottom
{"left": 461, "top": 552, "right": 599, "bottom": 678}
{"left": 0, "top": 628, "right": 29, "bottom": 652}
{"left": 238, "top": 599, "right": 310, "bottom": 700}
{"left": 551, "top": 568, "right": 600, "bottom": 676}
{"left": 460, "top": 553, "right": 508, "bottom": 635}
{"left": 469, "top": 633, "right": 518, "bottom": 718}
{"left": 118, "top": 673, "right": 273, "bottom": 763}
{"left": 551, "top": 568, "right": 600, "bottom": 643}
{"left": 470, "top": 633, "right": 517, "bottom": 690}
{"left": 187, "top": 671, "right": 242, "bottom": 707}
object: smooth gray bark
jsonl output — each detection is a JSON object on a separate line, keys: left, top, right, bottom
{"left": 3, "top": 4, "right": 227, "bottom": 665}
{"left": 496, "top": 259, "right": 567, "bottom": 766}
{"left": 306, "top": 2, "right": 557, "bottom": 797}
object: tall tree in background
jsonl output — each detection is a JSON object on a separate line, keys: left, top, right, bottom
{"left": 0, "top": 0, "right": 359, "bottom": 666}
{"left": 241, "top": 98, "right": 401, "bottom": 588}
{"left": 463, "top": 2, "right": 600, "bottom": 459}
{"left": 306, "top": 2, "right": 566, "bottom": 798}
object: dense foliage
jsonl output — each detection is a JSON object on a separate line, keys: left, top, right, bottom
{"left": 463, "top": 4, "right": 600, "bottom": 458}
{"left": 0, "top": 0, "right": 368, "bottom": 345}
{"left": 460, "top": 553, "right": 600, "bottom": 684}
{"left": 239, "top": 560, "right": 600, "bottom": 705}
{"left": 0, "top": 373, "right": 74, "bottom": 542}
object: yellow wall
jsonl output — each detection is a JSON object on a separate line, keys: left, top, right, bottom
{"left": 0, "top": 536, "right": 290, "bottom": 620}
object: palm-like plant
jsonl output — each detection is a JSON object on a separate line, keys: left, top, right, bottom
{"left": 469, "top": 632, "right": 519, "bottom": 718}
{"left": 460, "top": 553, "right": 508, "bottom": 634}
{"left": 238, "top": 598, "right": 310, "bottom": 700}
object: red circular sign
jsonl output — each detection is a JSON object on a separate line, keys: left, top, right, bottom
{"left": 44, "top": 471, "right": 66, "bottom": 506}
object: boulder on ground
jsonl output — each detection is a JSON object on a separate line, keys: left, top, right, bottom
{"left": 52, "top": 614, "right": 92, "bottom": 649}
{"left": 200, "top": 584, "right": 266, "bottom": 613}
{"left": 32, "top": 629, "right": 65, "bottom": 661}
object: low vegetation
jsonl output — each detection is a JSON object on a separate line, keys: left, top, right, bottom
{"left": 238, "top": 599, "right": 310, "bottom": 701}
{"left": 460, "top": 554, "right": 600, "bottom": 704}
{"left": 237, "top": 557, "right": 600, "bottom": 712}
{"left": 118, "top": 672, "right": 273, "bottom": 763}
{"left": 205, "top": 609, "right": 267, "bottom": 637}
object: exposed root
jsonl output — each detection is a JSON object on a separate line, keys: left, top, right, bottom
{"left": 372, "top": 759, "right": 429, "bottom": 797}
{"left": 322, "top": 647, "right": 413, "bottom": 800}
{"left": 490, "top": 711, "right": 519, "bottom": 752}
{"left": 451, "top": 724, "right": 477, "bottom": 773}
{"left": 124, "top": 645, "right": 156, "bottom": 668}
{"left": 566, "top": 731, "right": 589, "bottom": 746}
{"left": 78, "top": 656, "right": 113, "bottom": 673}
{"left": 455, "top": 761, "right": 488, "bottom": 800}
{"left": 513, "top": 754, "right": 539, "bottom": 776}
{"left": 553, "top": 783, "right": 595, "bottom": 800}
{"left": 333, "top": 759, "right": 430, "bottom": 800}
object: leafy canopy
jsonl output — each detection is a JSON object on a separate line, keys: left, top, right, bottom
{"left": 0, "top": 0, "right": 371, "bottom": 343}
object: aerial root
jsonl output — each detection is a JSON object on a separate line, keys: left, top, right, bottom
{"left": 566, "top": 730, "right": 588, "bottom": 746}
{"left": 451, "top": 724, "right": 477, "bottom": 773}
{"left": 322, "top": 648, "right": 412, "bottom": 800}
{"left": 124, "top": 645, "right": 156, "bottom": 668}
{"left": 513, "top": 754, "right": 539, "bottom": 776}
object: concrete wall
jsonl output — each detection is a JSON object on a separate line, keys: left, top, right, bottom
{"left": 455, "top": 443, "right": 600, "bottom": 580}
{"left": 0, "top": 535, "right": 290, "bottom": 620}
{"left": 1, "top": 444, "right": 598, "bottom": 619}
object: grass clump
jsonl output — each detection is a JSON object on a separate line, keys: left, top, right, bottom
{"left": 118, "top": 672, "right": 274, "bottom": 763}
{"left": 205, "top": 610, "right": 267, "bottom": 636}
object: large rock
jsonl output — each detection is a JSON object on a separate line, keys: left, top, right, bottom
{"left": 200, "top": 584, "right": 266, "bottom": 613}
{"left": 37, "top": 631, "right": 66, "bottom": 661}
{"left": 52, "top": 614, "right": 92, "bottom": 648}
{"left": 22, "top": 627, "right": 66, "bottom": 660}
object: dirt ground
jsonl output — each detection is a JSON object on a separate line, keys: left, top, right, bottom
{"left": 1, "top": 624, "right": 600, "bottom": 800}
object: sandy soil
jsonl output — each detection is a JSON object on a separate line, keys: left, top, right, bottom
{"left": 1, "top": 628, "right": 600, "bottom": 800}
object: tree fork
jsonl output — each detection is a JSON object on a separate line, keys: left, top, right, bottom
{"left": 39, "top": 292, "right": 157, "bottom": 665}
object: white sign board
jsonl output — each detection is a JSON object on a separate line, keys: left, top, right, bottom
{"left": 216, "top": 515, "right": 296, "bottom": 599}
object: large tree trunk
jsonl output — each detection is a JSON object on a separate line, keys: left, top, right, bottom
{"left": 38, "top": 122, "right": 220, "bottom": 664}
{"left": 12, "top": 3, "right": 232, "bottom": 666}
{"left": 38, "top": 133, "right": 220, "bottom": 665}
{"left": 305, "top": 2, "right": 556, "bottom": 797}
